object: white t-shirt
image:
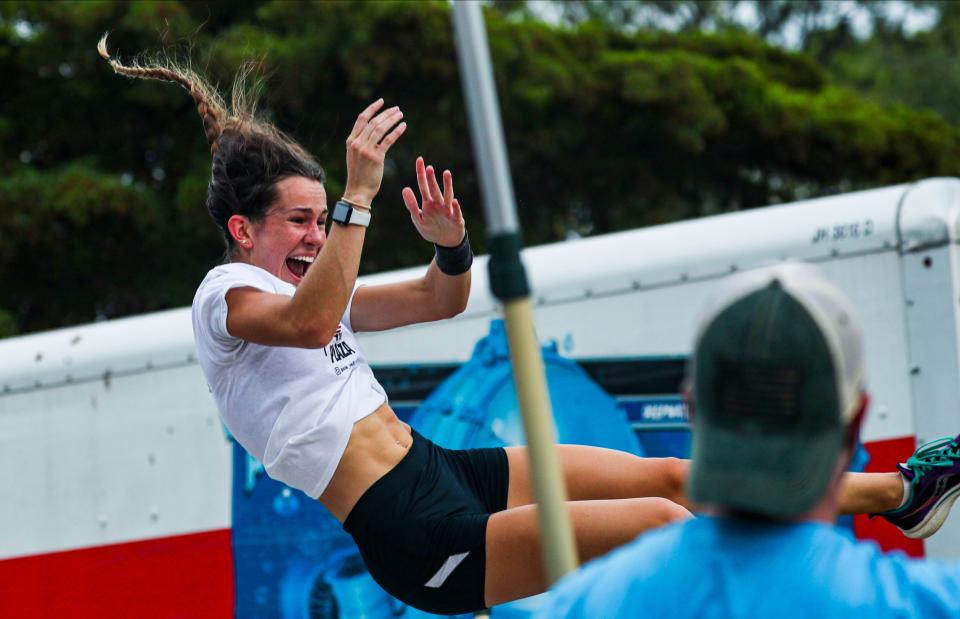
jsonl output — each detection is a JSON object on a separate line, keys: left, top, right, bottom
{"left": 191, "top": 262, "right": 387, "bottom": 497}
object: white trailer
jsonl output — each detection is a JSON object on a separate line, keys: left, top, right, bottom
{"left": 3, "top": 178, "right": 960, "bottom": 617}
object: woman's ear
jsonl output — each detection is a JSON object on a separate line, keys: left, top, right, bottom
{"left": 227, "top": 214, "right": 253, "bottom": 248}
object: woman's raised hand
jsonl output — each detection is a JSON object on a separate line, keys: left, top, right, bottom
{"left": 402, "top": 156, "right": 465, "bottom": 247}
{"left": 343, "top": 99, "right": 406, "bottom": 207}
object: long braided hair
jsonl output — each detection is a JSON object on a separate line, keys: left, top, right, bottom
{"left": 97, "top": 34, "right": 325, "bottom": 254}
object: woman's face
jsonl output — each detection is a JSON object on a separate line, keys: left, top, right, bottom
{"left": 246, "top": 176, "right": 328, "bottom": 286}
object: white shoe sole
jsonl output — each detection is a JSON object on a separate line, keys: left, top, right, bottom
{"left": 902, "top": 484, "right": 960, "bottom": 539}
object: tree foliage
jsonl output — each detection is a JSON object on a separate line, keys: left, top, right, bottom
{"left": 807, "top": 1, "right": 960, "bottom": 126}
{"left": 1, "top": 0, "right": 959, "bottom": 336}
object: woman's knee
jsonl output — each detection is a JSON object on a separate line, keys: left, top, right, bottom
{"left": 644, "top": 497, "right": 693, "bottom": 528}
{"left": 657, "top": 456, "right": 689, "bottom": 502}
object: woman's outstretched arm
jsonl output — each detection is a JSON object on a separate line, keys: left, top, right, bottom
{"left": 225, "top": 100, "right": 406, "bottom": 348}
{"left": 351, "top": 156, "right": 471, "bottom": 332}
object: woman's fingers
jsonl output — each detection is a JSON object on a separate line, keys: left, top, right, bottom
{"left": 402, "top": 186, "right": 425, "bottom": 228}
{"left": 415, "top": 156, "right": 430, "bottom": 202}
{"left": 347, "top": 98, "right": 385, "bottom": 143}
{"left": 372, "top": 110, "right": 405, "bottom": 146}
{"left": 426, "top": 165, "right": 444, "bottom": 205}
{"left": 413, "top": 157, "right": 458, "bottom": 219}
{"left": 359, "top": 106, "right": 402, "bottom": 144}
{"left": 404, "top": 168, "right": 464, "bottom": 244}
{"left": 442, "top": 169, "right": 454, "bottom": 210}
{"left": 379, "top": 121, "right": 407, "bottom": 151}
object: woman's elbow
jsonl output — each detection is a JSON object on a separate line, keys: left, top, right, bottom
{"left": 443, "top": 295, "right": 469, "bottom": 319}
{"left": 449, "top": 277, "right": 471, "bottom": 317}
{"left": 298, "top": 319, "right": 339, "bottom": 349}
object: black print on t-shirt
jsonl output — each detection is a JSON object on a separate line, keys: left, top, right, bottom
{"left": 329, "top": 340, "right": 355, "bottom": 363}
{"left": 322, "top": 324, "right": 356, "bottom": 366}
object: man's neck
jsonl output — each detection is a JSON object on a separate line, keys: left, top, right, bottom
{"left": 711, "top": 478, "right": 842, "bottom": 525}
{"left": 711, "top": 508, "right": 835, "bottom": 525}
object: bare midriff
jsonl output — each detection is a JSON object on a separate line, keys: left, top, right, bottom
{"left": 318, "top": 401, "right": 413, "bottom": 522}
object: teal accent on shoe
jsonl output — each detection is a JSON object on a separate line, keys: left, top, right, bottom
{"left": 914, "top": 435, "right": 957, "bottom": 460}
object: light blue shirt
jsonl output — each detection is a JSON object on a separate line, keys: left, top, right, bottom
{"left": 537, "top": 516, "right": 960, "bottom": 618}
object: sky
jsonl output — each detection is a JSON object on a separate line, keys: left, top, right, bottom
{"left": 524, "top": 0, "right": 941, "bottom": 48}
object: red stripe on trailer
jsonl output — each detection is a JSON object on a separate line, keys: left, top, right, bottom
{"left": 0, "top": 529, "right": 234, "bottom": 618}
{"left": 854, "top": 436, "right": 925, "bottom": 557}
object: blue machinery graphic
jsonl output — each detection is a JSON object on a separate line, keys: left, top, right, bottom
{"left": 229, "top": 321, "right": 866, "bottom": 618}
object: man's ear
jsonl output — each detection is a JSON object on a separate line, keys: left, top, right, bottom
{"left": 844, "top": 392, "right": 869, "bottom": 452}
{"left": 682, "top": 377, "right": 695, "bottom": 423}
{"left": 227, "top": 214, "right": 253, "bottom": 248}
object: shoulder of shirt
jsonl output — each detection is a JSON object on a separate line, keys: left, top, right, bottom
{"left": 540, "top": 519, "right": 869, "bottom": 617}
{"left": 537, "top": 529, "right": 672, "bottom": 618}
{"left": 548, "top": 520, "right": 688, "bottom": 597}
{"left": 200, "top": 263, "right": 289, "bottom": 291}
{"left": 207, "top": 262, "right": 277, "bottom": 280}
{"left": 192, "top": 263, "right": 295, "bottom": 313}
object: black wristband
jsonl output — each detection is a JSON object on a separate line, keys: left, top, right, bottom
{"left": 434, "top": 231, "right": 473, "bottom": 276}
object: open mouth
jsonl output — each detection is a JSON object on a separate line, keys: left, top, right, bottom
{"left": 286, "top": 255, "right": 314, "bottom": 280}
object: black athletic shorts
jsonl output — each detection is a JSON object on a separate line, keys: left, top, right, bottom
{"left": 343, "top": 430, "right": 509, "bottom": 615}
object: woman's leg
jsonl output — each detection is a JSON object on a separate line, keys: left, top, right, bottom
{"left": 838, "top": 472, "right": 903, "bottom": 515}
{"left": 504, "top": 445, "right": 690, "bottom": 509}
{"left": 504, "top": 444, "right": 903, "bottom": 515}
{"left": 484, "top": 498, "right": 692, "bottom": 607}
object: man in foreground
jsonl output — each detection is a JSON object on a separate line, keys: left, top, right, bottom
{"left": 538, "top": 263, "right": 960, "bottom": 618}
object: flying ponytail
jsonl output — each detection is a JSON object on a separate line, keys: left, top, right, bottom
{"left": 98, "top": 34, "right": 224, "bottom": 154}
{"left": 98, "top": 34, "right": 325, "bottom": 253}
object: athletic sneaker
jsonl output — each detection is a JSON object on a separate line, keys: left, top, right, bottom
{"left": 878, "top": 434, "right": 960, "bottom": 539}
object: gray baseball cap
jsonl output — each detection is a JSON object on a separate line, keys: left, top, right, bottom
{"left": 688, "top": 263, "right": 864, "bottom": 517}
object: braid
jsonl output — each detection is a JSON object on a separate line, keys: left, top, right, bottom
{"left": 97, "top": 34, "right": 223, "bottom": 154}
{"left": 98, "top": 32, "right": 325, "bottom": 256}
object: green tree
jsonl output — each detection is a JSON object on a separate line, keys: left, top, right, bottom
{"left": 807, "top": 1, "right": 960, "bottom": 125}
{"left": 0, "top": 164, "right": 165, "bottom": 330}
{"left": 1, "top": 0, "right": 958, "bottom": 336}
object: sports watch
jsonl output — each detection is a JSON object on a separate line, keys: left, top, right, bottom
{"left": 331, "top": 200, "right": 371, "bottom": 227}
